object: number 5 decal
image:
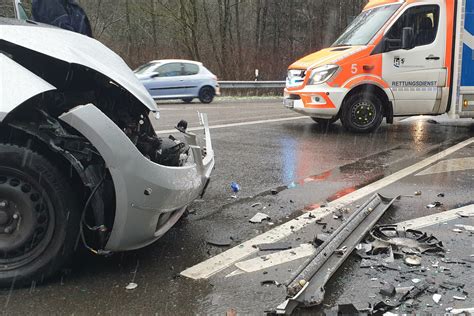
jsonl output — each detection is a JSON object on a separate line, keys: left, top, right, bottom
{"left": 351, "top": 64, "right": 358, "bottom": 74}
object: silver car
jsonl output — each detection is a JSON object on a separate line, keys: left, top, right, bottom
{"left": 135, "top": 60, "right": 221, "bottom": 104}
{"left": 0, "top": 2, "right": 214, "bottom": 287}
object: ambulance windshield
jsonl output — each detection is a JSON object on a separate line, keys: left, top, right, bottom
{"left": 333, "top": 4, "right": 401, "bottom": 47}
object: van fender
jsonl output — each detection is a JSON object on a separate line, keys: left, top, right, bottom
{"left": 341, "top": 76, "right": 395, "bottom": 123}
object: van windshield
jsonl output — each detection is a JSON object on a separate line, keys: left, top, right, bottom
{"left": 333, "top": 4, "right": 401, "bottom": 47}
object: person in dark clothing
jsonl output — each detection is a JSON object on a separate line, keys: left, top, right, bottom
{"left": 32, "top": 0, "right": 92, "bottom": 37}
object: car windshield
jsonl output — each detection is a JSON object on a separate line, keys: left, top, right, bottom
{"left": 134, "top": 62, "right": 162, "bottom": 75}
{"left": 332, "top": 4, "right": 401, "bottom": 47}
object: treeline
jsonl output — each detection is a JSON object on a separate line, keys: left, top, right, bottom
{"left": 4, "top": 0, "right": 367, "bottom": 80}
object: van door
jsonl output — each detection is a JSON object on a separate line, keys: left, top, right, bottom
{"left": 381, "top": 1, "right": 446, "bottom": 115}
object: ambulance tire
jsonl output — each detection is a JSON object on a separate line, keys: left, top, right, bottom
{"left": 341, "top": 93, "right": 383, "bottom": 133}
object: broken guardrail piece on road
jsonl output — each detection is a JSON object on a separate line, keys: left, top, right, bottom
{"left": 273, "top": 194, "right": 398, "bottom": 315}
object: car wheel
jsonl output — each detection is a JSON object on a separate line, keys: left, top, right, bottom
{"left": 311, "top": 117, "right": 338, "bottom": 126}
{"left": 199, "top": 87, "right": 215, "bottom": 104}
{"left": 0, "top": 144, "right": 80, "bottom": 287}
{"left": 182, "top": 98, "right": 194, "bottom": 104}
{"left": 340, "top": 93, "right": 383, "bottom": 133}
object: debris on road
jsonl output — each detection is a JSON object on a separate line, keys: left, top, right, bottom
{"left": 125, "top": 283, "right": 138, "bottom": 290}
{"left": 273, "top": 194, "right": 398, "bottom": 314}
{"left": 380, "top": 283, "right": 396, "bottom": 297}
{"left": 426, "top": 202, "right": 443, "bottom": 208}
{"left": 437, "top": 193, "right": 445, "bottom": 197}
{"left": 432, "top": 293, "right": 442, "bottom": 304}
{"left": 257, "top": 242, "right": 292, "bottom": 251}
{"left": 453, "top": 295, "right": 467, "bottom": 301}
{"left": 261, "top": 280, "right": 281, "bottom": 286}
{"left": 414, "top": 191, "right": 422, "bottom": 196}
{"left": 368, "top": 225, "right": 445, "bottom": 254}
{"left": 249, "top": 212, "right": 270, "bottom": 223}
{"left": 454, "top": 224, "right": 474, "bottom": 232}
{"left": 251, "top": 202, "right": 262, "bottom": 208}
{"left": 450, "top": 307, "right": 474, "bottom": 314}
{"left": 206, "top": 237, "right": 232, "bottom": 247}
{"left": 405, "top": 255, "right": 422, "bottom": 266}
{"left": 230, "top": 182, "right": 241, "bottom": 198}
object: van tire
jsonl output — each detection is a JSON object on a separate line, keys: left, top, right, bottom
{"left": 199, "top": 87, "right": 215, "bottom": 104}
{"left": 341, "top": 92, "right": 383, "bottom": 133}
{"left": 0, "top": 144, "right": 80, "bottom": 287}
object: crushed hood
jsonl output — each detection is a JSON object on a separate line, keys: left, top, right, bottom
{"left": 289, "top": 46, "right": 366, "bottom": 70}
{"left": 0, "top": 21, "right": 158, "bottom": 112}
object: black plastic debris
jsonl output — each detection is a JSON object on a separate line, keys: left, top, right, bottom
{"left": 206, "top": 238, "right": 232, "bottom": 247}
{"left": 426, "top": 202, "right": 443, "bottom": 208}
{"left": 175, "top": 119, "right": 188, "bottom": 133}
{"left": 367, "top": 225, "right": 445, "bottom": 254}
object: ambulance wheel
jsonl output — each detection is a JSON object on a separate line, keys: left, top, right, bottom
{"left": 341, "top": 93, "right": 383, "bottom": 133}
{"left": 311, "top": 117, "right": 338, "bottom": 126}
{"left": 0, "top": 144, "right": 80, "bottom": 287}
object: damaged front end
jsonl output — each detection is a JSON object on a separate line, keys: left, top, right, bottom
{"left": 0, "top": 18, "right": 214, "bottom": 256}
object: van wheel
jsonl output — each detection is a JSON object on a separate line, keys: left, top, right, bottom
{"left": 0, "top": 144, "right": 80, "bottom": 287}
{"left": 199, "top": 87, "right": 215, "bottom": 104}
{"left": 311, "top": 117, "right": 338, "bottom": 126}
{"left": 341, "top": 93, "right": 383, "bottom": 133}
{"left": 182, "top": 98, "right": 194, "bottom": 104}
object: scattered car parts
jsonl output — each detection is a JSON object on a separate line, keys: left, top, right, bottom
{"left": 273, "top": 194, "right": 398, "bottom": 314}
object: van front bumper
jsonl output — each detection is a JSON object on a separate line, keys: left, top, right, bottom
{"left": 284, "top": 85, "right": 347, "bottom": 118}
{"left": 60, "top": 104, "right": 215, "bottom": 251}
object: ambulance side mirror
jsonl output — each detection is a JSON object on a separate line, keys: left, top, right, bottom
{"left": 402, "top": 27, "right": 415, "bottom": 50}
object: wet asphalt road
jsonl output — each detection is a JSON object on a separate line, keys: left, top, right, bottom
{"left": 1, "top": 98, "right": 474, "bottom": 315}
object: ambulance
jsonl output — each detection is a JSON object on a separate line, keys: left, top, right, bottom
{"left": 284, "top": 0, "right": 474, "bottom": 132}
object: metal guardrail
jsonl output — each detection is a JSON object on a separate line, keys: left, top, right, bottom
{"left": 218, "top": 81, "right": 286, "bottom": 89}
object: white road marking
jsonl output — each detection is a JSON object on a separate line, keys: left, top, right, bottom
{"left": 397, "top": 204, "right": 474, "bottom": 230}
{"left": 155, "top": 116, "right": 308, "bottom": 134}
{"left": 226, "top": 204, "right": 474, "bottom": 277}
{"left": 415, "top": 157, "right": 474, "bottom": 176}
{"left": 180, "top": 137, "right": 474, "bottom": 280}
{"left": 231, "top": 244, "right": 315, "bottom": 274}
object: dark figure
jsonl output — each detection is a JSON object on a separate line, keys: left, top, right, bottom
{"left": 32, "top": 0, "right": 92, "bottom": 37}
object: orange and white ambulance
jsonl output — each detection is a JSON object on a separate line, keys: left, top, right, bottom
{"left": 284, "top": 0, "right": 474, "bottom": 132}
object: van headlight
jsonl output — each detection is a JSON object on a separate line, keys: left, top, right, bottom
{"left": 308, "top": 65, "right": 339, "bottom": 85}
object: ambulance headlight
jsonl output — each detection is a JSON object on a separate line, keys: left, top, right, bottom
{"left": 308, "top": 65, "right": 339, "bottom": 85}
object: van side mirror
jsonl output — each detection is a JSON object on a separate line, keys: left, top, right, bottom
{"left": 151, "top": 72, "right": 160, "bottom": 78}
{"left": 402, "top": 27, "right": 415, "bottom": 50}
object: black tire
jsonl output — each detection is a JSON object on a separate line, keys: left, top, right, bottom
{"left": 199, "top": 86, "right": 215, "bottom": 104}
{"left": 340, "top": 92, "right": 383, "bottom": 133}
{"left": 182, "top": 98, "right": 194, "bottom": 104}
{"left": 0, "top": 144, "right": 80, "bottom": 287}
{"left": 311, "top": 117, "right": 338, "bottom": 126}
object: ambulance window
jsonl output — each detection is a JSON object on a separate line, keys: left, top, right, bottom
{"left": 385, "top": 5, "right": 440, "bottom": 51}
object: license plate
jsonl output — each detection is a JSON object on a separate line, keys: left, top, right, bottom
{"left": 284, "top": 98, "right": 294, "bottom": 108}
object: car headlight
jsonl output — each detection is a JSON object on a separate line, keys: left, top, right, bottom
{"left": 308, "top": 65, "right": 339, "bottom": 85}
